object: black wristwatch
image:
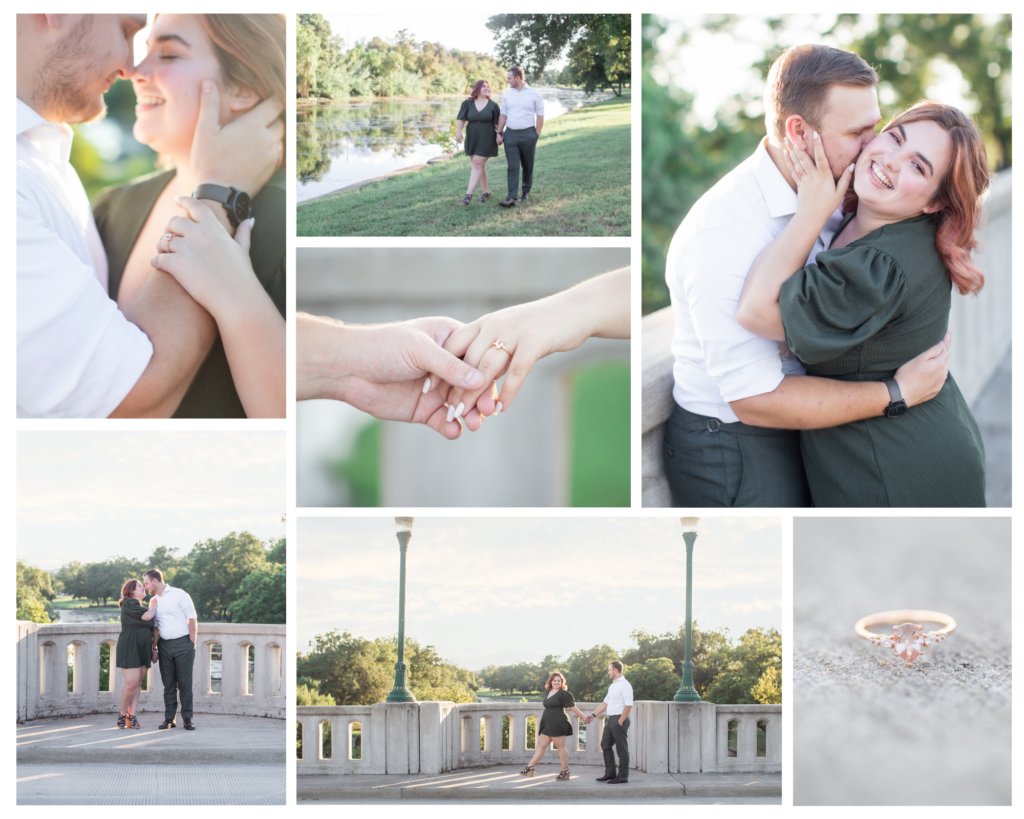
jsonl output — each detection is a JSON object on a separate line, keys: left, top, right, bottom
{"left": 192, "top": 184, "right": 252, "bottom": 227}
{"left": 881, "top": 378, "right": 908, "bottom": 418}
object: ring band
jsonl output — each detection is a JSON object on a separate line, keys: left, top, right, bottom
{"left": 855, "top": 609, "right": 955, "bottom": 665}
{"left": 490, "top": 341, "right": 512, "bottom": 358}
{"left": 164, "top": 234, "right": 173, "bottom": 253}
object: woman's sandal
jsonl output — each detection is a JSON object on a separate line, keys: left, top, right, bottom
{"left": 556, "top": 770, "right": 571, "bottom": 781}
{"left": 480, "top": 190, "right": 491, "bottom": 203}
{"left": 128, "top": 715, "right": 141, "bottom": 729}
{"left": 117, "top": 712, "right": 127, "bottom": 729}
{"left": 519, "top": 765, "right": 535, "bottom": 777}
{"left": 461, "top": 193, "right": 473, "bottom": 206}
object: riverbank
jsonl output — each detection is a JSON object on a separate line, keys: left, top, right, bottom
{"left": 297, "top": 95, "right": 630, "bottom": 237}
{"left": 296, "top": 86, "right": 616, "bottom": 106}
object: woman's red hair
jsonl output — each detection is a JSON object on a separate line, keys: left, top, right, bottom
{"left": 469, "top": 80, "right": 490, "bottom": 101}
{"left": 119, "top": 579, "right": 142, "bottom": 608}
{"left": 846, "top": 100, "right": 990, "bottom": 296}
{"left": 545, "top": 671, "right": 568, "bottom": 691}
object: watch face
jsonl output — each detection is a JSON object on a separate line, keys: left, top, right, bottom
{"left": 885, "top": 402, "right": 908, "bottom": 418}
{"left": 233, "top": 191, "right": 252, "bottom": 222}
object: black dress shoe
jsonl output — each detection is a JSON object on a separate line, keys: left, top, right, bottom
{"left": 498, "top": 197, "right": 517, "bottom": 208}
{"left": 596, "top": 774, "right": 616, "bottom": 781}
{"left": 158, "top": 719, "right": 176, "bottom": 730}
{"left": 183, "top": 718, "right": 195, "bottom": 730}
{"left": 519, "top": 192, "right": 530, "bottom": 202}
{"left": 609, "top": 777, "right": 629, "bottom": 784}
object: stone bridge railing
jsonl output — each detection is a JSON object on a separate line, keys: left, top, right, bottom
{"left": 16, "top": 621, "right": 286, "bottom": 721}
{"left": 296, "top": 701, "right": 780, "bottom": 776}
{"left": 642, "top": 169, "right": 1012, "bottom": 507}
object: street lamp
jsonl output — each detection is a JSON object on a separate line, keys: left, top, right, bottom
{"left": 674, "top": 517, "right": 702, "bottom": 702}
{"left": 385, "top": 517, "right": 417, "bottom": 703}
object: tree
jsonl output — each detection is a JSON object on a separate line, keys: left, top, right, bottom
{"left": 226, "top": 563, "right": 285, "bottom": 624}
{"left": 622, "top": 623, "right": 734, "bottom": 697}
{"left": 706, "top": 627, "right": 782, "bottom": 705}
{"left": 173, "top": 532, "right": 270, "bottom": 621}
{"left": 627, "top": 657, "right": 682, "bottom": 701}
{"left": 296, "top": 678, "right": 336, "bottom": 705}
{"left": 143, "top": 546, "right": 185, "bottom": 585}
{"left": 751, "top": 665, "right": 781, "bottom": 704}
{"left": 566, "top": 644, "right": 620, "bottom": 700}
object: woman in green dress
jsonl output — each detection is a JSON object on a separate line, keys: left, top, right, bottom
{"left": 116, "top": 579, "right": 159, "bottom": 729}
{"left": 455, "top": 80, "right": 502, "bottom": 206}
{"left": 736, "top": 101, "right": 990, "bottom": 506}
{"left": 519, "top": 672, "right": 589, "bottom": 781}
{"left": 93, "top": 14, "right": 286, "bottom": 418}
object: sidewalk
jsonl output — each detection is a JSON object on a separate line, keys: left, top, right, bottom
{"left": 972, "top": 347, "right": 1011, "bottom": 507}
{"left": 297, "top": 764, "right": 781, "bottom": 801}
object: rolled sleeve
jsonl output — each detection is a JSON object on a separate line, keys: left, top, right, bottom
{"left": 621, "top": 682, "right": 634, "bottom": 707}
{"left": 18, "top": 195, "right": 152, "bottom": 418}
{"left": 533, "top": 91, "right": 545, "bottom": 116}
{"left": 182, "top": 593, "right": 198, "bottom": 620}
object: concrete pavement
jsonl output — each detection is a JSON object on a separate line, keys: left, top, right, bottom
{"left": 972, "top": 347, "right": 1011, "bottom": 507}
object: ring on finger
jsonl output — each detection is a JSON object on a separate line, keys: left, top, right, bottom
{"left": 490, "top": 340, "right": 513, "bottom": 358}
{"left": 163, "top": 233, "right": 173, "bottom": 253}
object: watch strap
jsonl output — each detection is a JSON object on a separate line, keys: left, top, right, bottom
{"left": 882, "top": 378, "right": 902, "bottom": 403}
{"left": 193, "top": 183, "right": 233, "bottom": 205}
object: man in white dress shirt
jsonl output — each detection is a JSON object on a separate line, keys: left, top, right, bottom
{"left": 496, "top": 66, "right": 545, "bottom": 207}
{"left": 663, "top": 44, "right": 952, "bottom": 507}
{"left": 17, "top": 14, "right": 283, "bottom": 418}
{"left": 586, "top": 661, "right": 633, "bottom": 784}
{"left": 144, "top": 569, "right": 198, "bottom": 730}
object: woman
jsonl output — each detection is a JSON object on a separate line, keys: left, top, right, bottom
{"left": 116, "top": 579, "right": 159, "bottom": 729}
{"left": 736, "top": 101, "right": 989, "bottom": 506}
{"left": 93, "top": 14, "right": 286, "bottom": 418}
{"left": 519, "top": 672, "right": 589, "bottom": 781}
{"left": 455, "top": 80, "right": 501, "bottom": 206}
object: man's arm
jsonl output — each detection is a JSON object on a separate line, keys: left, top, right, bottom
{"left": 496, "top": 113, "right": 507, "bottom": 133}
{"left": 619, "top": 704, "right": 632, "bottom": 725}
{"left": 591, "top": 702, "right": 608, "bottom": 718}
{"left": 188, "top": 618, "right": 198, "bottom": 646}
{"left": 534, "top": 115, "right": 544, "bottom": 136}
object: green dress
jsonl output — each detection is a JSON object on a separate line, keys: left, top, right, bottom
{"left": 116, "top": 598, "right": 156, "bottom": 669}
{"left": 538, "top": 688, "right": 576, "bottom": 737}
{"left": 457, "top": 99, "right": 500, "bottom": 158}
{"left": 92, "top": 168, "right": 286, "bottom": 418}
{"left": 779, "top": 212, "right": 986, "bottom": 507}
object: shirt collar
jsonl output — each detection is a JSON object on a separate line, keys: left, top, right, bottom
{"left": 752, "top": 137, "right": 799, "bottom": 220}
{"left": 17, "top": 98, "right": 74, "bottom": 166}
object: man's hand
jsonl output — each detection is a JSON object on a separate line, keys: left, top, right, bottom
{"left": 894, "top": 325, "right": 952, "bottom": 407}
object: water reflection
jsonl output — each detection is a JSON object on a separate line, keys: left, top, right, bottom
{"left": 296, "top": 87, "right": 615, "bottom": 202}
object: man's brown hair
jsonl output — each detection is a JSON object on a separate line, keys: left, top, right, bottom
{"left": 764, "top": 45, "right": 878, "bottom": 145}
{"left": 143, "top": 569, "right": 164, "bottom": 583}
{"left": 508, "top": 66, "right": 524, "bottom": 80}
{"left": 609, "top": 661, "right": 624, "bottom": 674}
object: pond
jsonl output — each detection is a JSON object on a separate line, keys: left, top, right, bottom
{"left": 296, "top": 86, "right": 616, "bottom": 202}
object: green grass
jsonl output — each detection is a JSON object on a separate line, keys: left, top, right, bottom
{"left": 569, "top": 362, "right": 631, "bottom": 507}
{"left": 475, "top": 688, "right": 544, "bottom": 702}
{"left": 51, "top": 596, "right": 118, "bottom": 610}
{"left": 297, "top": 96, "right": 631, "bottom": 237}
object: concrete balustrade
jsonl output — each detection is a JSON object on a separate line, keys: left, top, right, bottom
{"left": 642, "top": 170, "right": 1012, "bottom": 507}
{"left": 16, "top": 621, "right": 286, "bottom": 721}
{"left": 296, "top": 701, "right": 780, "bottom": 776}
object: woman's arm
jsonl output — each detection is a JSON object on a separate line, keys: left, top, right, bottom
{"left": 455, "top": 118, "right": 466, "bottom": 144}
{"left": 736, "top": 133, "right": 854, "bottom": 340}
{"left": 141, "top": 596, "right": 157, "bottom": 621}
{"left": 151, "top": 197, "right": 285, "bottom": 418}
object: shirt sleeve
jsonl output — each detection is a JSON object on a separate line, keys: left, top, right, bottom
{"left": 499, "top": 96, "right": 509, "bottom": 116}
{"left": 779, "top": 246, "right": 907, "bottom": 366}
{"left": 534, "top": 91, "right": 545, "bottom": 116}
{"left": 668, "top": 226, "right": 787, "bottom": 403}
{"left": 621, "top": 682, "right": 634, "bottom": 707}
{"left": 457, "top": 100, "right": 469, "bottom": 121}
{"left": 181, "top": 592, "right": 198, "bottom": 620}
{"left": 17, "top": 192, "right": 153, "bottom": 417}
{"left": 562, "top": 689, "right": 576, "bottom": 708}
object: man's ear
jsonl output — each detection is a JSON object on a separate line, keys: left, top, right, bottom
{"left": 225, "top": 86, "right": 261, "bottom": 113}
{"left": 784, "top": 114, "right": 811, "bottom": 152}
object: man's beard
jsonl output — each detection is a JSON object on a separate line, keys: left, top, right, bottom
{"left": 38, "top": 16, "right": 109, "bottom": 124}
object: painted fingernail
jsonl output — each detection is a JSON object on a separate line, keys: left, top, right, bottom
{"left": 202, "top": 80, "right": 213, "bottom": 94}
{"left": 422, "top": 377, "right": 431, "bottom": 394}
{"left": 813, "top": 131, "right": 819, "bottom": 140}
{"left": 174, "top": 195, "right": 182, "bottom": 202}
{"left": 249, "top": 217, "right": 256, "bottom": 228}
{"left": 446, "top": 404, "right": 456, "bottom": 422}
{"left": 464, "top": 370, "right": 484, "bottom": 388}
{"left": 849, "top": 163, "right": 855, "bottom": 172}
{"left": 454, "top": 402, "right": 465, "bottom": 420}
{"left": 494, "top": 401, "right": 503, "bottom": 416}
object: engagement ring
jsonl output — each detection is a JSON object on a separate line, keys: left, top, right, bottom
{"left": 490, "top": 340, "right": 512, "bottom": 358}
{"left": 855, "top": 609, "right": 955, "bottom": 665}
{"left": 163, "top": 233, "right": 173, "bottom": 253}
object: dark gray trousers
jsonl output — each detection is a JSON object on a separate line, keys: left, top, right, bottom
{"left": 601, "top": 716, "right": 630, "bottom": 779}
{"left": 158, "top": 635, "right": 195, "bottom": 720}
{"left": 503, "top": 126, "right": 538, "bottom": 199}
{"left": 663, "top": 403, "right": 811, "bottom": 507}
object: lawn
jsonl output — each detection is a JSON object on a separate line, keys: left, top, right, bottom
{"left": 51, "top": 595, "right": 118, "bottom": 611}
{"left": 297, "top": 95, "right": 631, "bottom": 237}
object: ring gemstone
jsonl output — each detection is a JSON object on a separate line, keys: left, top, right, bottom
{"left": 867, "top": 622, "right": 947, "bottom": 665}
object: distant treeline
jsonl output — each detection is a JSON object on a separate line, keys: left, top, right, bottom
{"left": 18, "top": 533, "right": 285, "bottom": 625}
{"left": 297, "top": 15, "right": 508, "bottom": 100}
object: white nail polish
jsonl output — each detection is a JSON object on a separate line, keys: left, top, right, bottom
{"left": 454, "top": 402, "right": 465, "bottom": 419}
{"left": 446, "top": 404, "right": 456, "bottom": 423}
{"left": 422, "top": 377, "right": 431, "bottom": 393}
{"left": 495, "top": 402, "right": 503, "bottom": 415}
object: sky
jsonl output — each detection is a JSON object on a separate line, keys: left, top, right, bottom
{"left": 17, "top": 431, "right": 286, "bottom": 570}
{"left": 324, "top": 14, "right": 498, "bottom": 56}
{"left": 297, "top": 516, "right": 781, "bottom": 670}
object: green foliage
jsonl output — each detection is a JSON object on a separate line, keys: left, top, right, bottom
{"left": 622, "top": 622, "right": 734, "bottom": 697}
{"left": 332, "top": 420, "right": 381, "bottom": 507}
{"left": 173, "top": 532, "right": 271, "bottom": 621}
{"left": 16, "top": 561, "right": 57, "bottom": 622}
{"left": 226, "top": 562, "right": 286, "bottom": 624}
{"left": 705, "top": 627, "right": 782, "bottom": 705}
{"left": 17, "top": 598, "right": 52, "bottom": 624}
{"left": 751, "top": 664, "right": 781, "bottom": 704}
{"left": 569, "top": 361, "right": 630, "bottom": 506}
{"left": 487, "top": 14, "right": 631, "bottom": 96}
{"left": 296, "top": 678, "right": 337, "bottom": 706}
{"left": 627, "top": 657, "right": 682, "bottom": 701}
{"left": 566, "top": 644, "right": 621, "bottom": 701}
{"left": 428, "top": 119, "right": 460, "bottom": 155}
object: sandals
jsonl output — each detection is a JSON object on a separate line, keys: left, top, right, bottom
{"left": 519, "top": 765, "right": 535, "bottom": 777}
{"left": 460, "top": 193, "right": 473, "bottom": 206}
{"left": 117, "top": 712, "right": 127, "bottom": 729}
{"left": 128, "top": 714, "right": 141, "bottom": 729}
{"left": 480, "top": 190, "right": 491, "bottom": 203}
{"left": 556, "top": 770, "right": 571, "bottom": 781}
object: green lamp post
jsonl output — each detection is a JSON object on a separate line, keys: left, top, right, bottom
{"left": 674, "top": 517, "right": 702, "bottom": 702}
{"left": 385, "top": 517, "right": 417, "bottom": 703}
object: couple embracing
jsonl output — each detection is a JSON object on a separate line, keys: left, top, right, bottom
{"left": 116, "top": 569, "right": 198, "bottom": 731}
{"left": 665, "top": 44, "right": 990, "bottom": 508}
{"left": 455, "top": 66, "right": 543, "bottom": 208}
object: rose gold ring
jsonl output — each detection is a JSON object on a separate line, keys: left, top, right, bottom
{"left": 490, "top": 340, "right": 513, "bottom": 358}
{"left": 163, "top": 233, "right": 173, "bottom": 253}
{"left": 855, "top": 609, "right": 955, "bottom": 665}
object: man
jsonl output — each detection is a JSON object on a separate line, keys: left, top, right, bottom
{"left": 586, "top": 661, "right": 633, "bottom": 784}
{"left": 17, "top": 14, "right": 283, "bottom": 418}
{"left": 496, "top": 66, "right": 544, "bottom": 207}
{"left": 663, "top": 44, "right": 952, "bottom": 507}
{"left": 144, "top": 569, "right": 198, "bottom": 730}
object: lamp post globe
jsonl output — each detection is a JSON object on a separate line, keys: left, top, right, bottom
{"left": 674, "top": 517, "right": 702, "bottom": 702}
{"left": 386, "top": 517, "right": 417, "bottom": 703}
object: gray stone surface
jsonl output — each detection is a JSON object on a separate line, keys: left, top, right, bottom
{"left": 296, "top": 765, "right": 780, "bottom": 801}
{"left": 973, "top": 348, "right": 1012, "bottom": 508}
{"left": 17, "top": 764, "right": 285, "bottom": 805}
{"left": 793, "top": 518, "right": 1011, "bottom": 805}
{"left": 17, "top": 712, "right": 287, "bottom": 765}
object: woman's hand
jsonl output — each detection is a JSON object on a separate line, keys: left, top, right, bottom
{"left": 785, "top": 132, "right": 854, "bottom": 228}
{"left": 496, "top": 133, "right": 503, "bottom": 146}
{"left": 455, "top": 130, "right": 464, "bottom": 144}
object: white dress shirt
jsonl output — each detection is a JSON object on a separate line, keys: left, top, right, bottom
{"left": 665, "top": 138, "right": 845, "bottom": 423}
{"left": 499, "top": 84, "right": 545, "bottom": 130}
{"left": 602, "top": 676, "right": 634, "bottom": 716}
{"left": 154, "top": 585, "right": 198, "bottom": 640}
{"left": 17, "top": 99, "right": 153, "bottom": 418}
